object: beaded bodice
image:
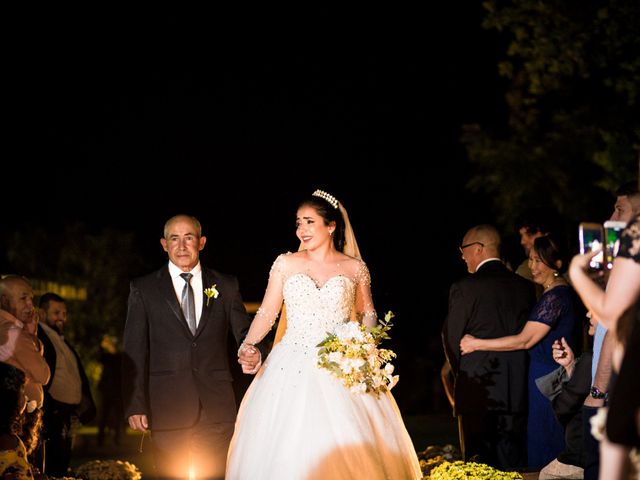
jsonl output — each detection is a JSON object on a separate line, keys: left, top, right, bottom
{"left": 242, "top": 252, "right": 376, "bottom": 349}
{"left": 279, "top": 273, "right": 356, "bottom": 348}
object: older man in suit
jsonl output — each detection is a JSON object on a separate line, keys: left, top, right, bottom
{"left": 442, "top": 224, "right": 535, "bottom": 470}
{"left": 122, "top": 214, "right": 262, "bottom": 480}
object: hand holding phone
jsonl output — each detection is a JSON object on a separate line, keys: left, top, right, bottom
{"left": 579, "top": 222, "right": 604, "bottom": 270}
{"left": 603, "top": 220, "right": 626, "bottom": 269}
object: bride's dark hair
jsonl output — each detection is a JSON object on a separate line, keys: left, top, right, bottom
{"left": 298, "top": 195, "right": 346, "bottom": 252}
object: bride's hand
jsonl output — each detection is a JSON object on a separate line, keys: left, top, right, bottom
{"left": 460, "top": 334, "right": 477, "bottom": 355}
{"left": 238, "top": 344, "right": 261, "bottom": 374}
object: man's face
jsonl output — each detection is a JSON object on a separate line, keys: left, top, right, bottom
{"left": 610, "top": 196, "right": 633, "bottom": 222}
{"left": 459, "top": 233, "right": 484, "bottom": 274}
{"left": 160, "top": 217, "right": 206, "bottom": 272}
{"left": 44, "top": 300, "right": 67, "bottom": 333}
{"left": 519, "top": 227, "right": 544, "bottom": 256}
{"left": 1, "top": 279, "right": 35, "bottom": 324}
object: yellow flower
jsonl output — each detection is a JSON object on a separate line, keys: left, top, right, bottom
{"left": 428, "top": 460, "right": 522, "bottom": 479}
{"left": 204, "top": 284, "right": 219, "bottom": 306}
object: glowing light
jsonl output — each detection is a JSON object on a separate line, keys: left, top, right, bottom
{"left": 189, "top": 466, "right": 196, "bottom": 480}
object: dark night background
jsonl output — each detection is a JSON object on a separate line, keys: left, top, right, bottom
{"left": 4, "top": 5, "right": 629, "bottom": 415}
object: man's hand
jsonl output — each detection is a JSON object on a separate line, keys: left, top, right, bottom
{"left": 238, "top": 344, "right": 261, "bottom": 374}
{"left": 128, "top": 414, "right": 149, "bottom": 432}
{"left": 460, "top": 334, "right": 477, "bottom": 355}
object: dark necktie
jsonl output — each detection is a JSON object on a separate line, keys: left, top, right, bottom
{"left": 180, "top": 272, "right": 196, "bottom": 335}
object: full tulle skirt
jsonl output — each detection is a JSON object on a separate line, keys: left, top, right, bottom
{"left": 226, "top": 343, "right": 422, "bottom": 479}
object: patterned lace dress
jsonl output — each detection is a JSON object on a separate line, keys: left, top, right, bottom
{"left": 226, "top": 253, "right": 422, "bottom": 479}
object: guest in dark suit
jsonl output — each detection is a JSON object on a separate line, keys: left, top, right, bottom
{"left": 442, "top": 224, "right": 535, "bottom": 470}
{"left": 122, "top": 214, "right": 262, "bottom": 480}
{"left": 37, "top": 292, "right": 96, "bottom": 477}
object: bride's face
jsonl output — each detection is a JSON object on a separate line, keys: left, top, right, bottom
{"left": 296, "top": 206, "right": 333, "bottom": 249}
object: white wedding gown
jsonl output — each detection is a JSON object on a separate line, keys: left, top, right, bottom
{"left": 226, "top": 255, "right": 422, "bottom": 480}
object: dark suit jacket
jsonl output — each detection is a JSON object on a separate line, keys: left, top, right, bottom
{"left": 38, "top": 326, "right": 96, "bottom": 424}
{"left": 122, "top": 265, "right": 256, "bottom": 430}
{"left": 442, "top": 260, "right": 535, "bottom": 416}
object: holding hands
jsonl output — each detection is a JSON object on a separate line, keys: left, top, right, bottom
{"left": 238, "top": 343, "right": 261, "bottom": 374}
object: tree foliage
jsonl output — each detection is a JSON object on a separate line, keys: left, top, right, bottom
{"left": 462, "top": 0, "right": 640, "bottom": 228}
{"left": 5, "top": 224, "right": 146, "bottom": 363}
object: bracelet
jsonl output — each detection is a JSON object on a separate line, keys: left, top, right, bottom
{"left": 590, "top": 386, "right": 608, "bottom": 400}
{"left": 237, "top": 341, "right": 256, "bottom": 357}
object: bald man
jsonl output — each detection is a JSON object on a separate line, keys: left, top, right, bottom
{"left": 0, "top": 275, "right": 50, "bottom": 410}
{"left": 442, "top": 224, "right": 536, "bottom": 470}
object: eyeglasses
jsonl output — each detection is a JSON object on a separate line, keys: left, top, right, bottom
{"left": 459, "top": 241, "right": 484, "bottom": 254}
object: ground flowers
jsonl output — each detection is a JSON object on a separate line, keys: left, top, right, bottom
{"left": 74, "top": 460, "right": 142, "bottom": 480}
{"left": 428, "top": 461, "right": 522, "bottom": 479}
{"left": 317, "top": 311, "right": 398, "bottom": 395}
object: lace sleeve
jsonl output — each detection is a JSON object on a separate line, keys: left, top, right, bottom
{"left": 529, "top": 289, "right": 565, "bottom": 327}
{"left": 354, "top": 260, "right": 377, "bottom": 328}
{"left": 619, "top": 214, "right": 640, "bottom": 262}
{"left": 241, "top": 254, "right": 286, "bottom": 348}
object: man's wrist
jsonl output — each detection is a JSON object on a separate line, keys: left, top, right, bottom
{"left": 590, "top": 386, "right": 608, "bottom": 401}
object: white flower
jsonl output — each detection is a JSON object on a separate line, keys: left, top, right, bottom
{"left": 204, "top": 284, "right": 219, "bottom": 306}
{"left": 328, "top": 351, "right": 343, "bottom": 363}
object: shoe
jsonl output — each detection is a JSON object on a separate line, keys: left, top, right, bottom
{"left": 538, "top": 458, "right": 584, "bottom": 479}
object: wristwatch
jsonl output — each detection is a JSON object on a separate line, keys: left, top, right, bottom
{"left": 590, "top": 386, "right": 608, "bottom": 401}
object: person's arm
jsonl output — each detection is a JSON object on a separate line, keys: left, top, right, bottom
{"left": 460, "top": 320, "right": 550, "bottom": 353}
{"left": 122, "top": 282, "right": 150, "bottom": 426}
{"left": 441, "top": 360, "right": 455, "bottom": 410}
{"left": 353, "top": 260, "right": 377, "bottom": 328}
{"left": 237, "top": 255, "right": 285, "bottom": 374}
{"left": 584, "top": 329, "right": 615, "bottom": 407}
{"left": 570, "top": 253, "right": 640, "bottom": 330}
{"left": 442, "top": 283, "right": 472, "bottom": 373}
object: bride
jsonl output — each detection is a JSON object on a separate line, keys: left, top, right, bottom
{"left": 226, "top": 190, "right": 422, "bottom": 479}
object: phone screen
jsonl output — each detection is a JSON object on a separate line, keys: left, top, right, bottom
{"left": 579, "top": 223, "right": 604, "bottom": 270}
{"left": 604, "top": 221, "right": 626, "bottom": 269}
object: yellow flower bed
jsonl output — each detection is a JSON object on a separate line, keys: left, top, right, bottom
{"left": 426, "top": 460, "right": 523, "bottom": 479}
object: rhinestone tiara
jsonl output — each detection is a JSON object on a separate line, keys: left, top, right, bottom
{"left": 312, "top": 189, "right": 339, "bottom": 209}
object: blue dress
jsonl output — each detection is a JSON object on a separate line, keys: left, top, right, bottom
{"left": 527, "top": 284, "right": 580, "bottom": 469}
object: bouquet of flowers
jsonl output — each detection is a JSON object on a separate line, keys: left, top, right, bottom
{"left": 74, "top": 460, "right": 142, "bottom": 480}
{"left": 317, "top": 311, "right": 398, "bottom": 395}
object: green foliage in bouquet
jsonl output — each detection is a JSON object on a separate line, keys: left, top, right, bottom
{"left": 317, "top": 311, "right": 398, "bottom": 395}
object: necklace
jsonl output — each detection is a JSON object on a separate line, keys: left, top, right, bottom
{"left": 544, "top": 276, "right": 563, "bottom": 290}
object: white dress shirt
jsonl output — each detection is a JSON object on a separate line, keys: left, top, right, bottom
{"left": 168, "top": 261, "right": 203, "bottom": 326}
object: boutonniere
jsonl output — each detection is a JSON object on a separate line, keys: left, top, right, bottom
{"left": 204, "top": 284, "right": 219, "bottom": 306}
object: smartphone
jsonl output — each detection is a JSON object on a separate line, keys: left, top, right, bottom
{"left": 579, "top": 222, "right": 604, "bottom": 270}
{"left": 604, "top": 220, "right": 626, "bottom": 269}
